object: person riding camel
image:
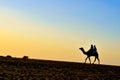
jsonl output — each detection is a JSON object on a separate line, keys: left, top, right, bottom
{"left": 93, "top": 45, "right": 97, "bottom": 54}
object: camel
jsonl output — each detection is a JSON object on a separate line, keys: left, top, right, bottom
{"left": 79, "top": 45, "right": 100, "bottom": 64}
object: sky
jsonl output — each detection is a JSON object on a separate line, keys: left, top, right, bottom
{"left": 0, "top": 0, "right": 120, "bottom": 65}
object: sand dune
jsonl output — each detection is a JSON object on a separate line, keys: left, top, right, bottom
{"left": 0, "top": 56, "right": 119, "bottom": 80}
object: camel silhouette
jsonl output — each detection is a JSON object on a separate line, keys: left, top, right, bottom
{"left": 79, "top": 45, "right": 100, "bottom": 64}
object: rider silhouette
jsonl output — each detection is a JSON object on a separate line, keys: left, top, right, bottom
{"left": 88, "top": 44, "right": 94, "bottom": 53}
{"left": 89, "top": 44, "right": 97, "bottom": 54}
{"left": 93, "top": 45, "right": 97, "bottom": 54}
{"left": 90, "top": 45, "right": 93, "bottom": 50}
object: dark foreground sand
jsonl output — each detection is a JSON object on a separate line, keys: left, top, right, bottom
{"left": 0, "top": 56, "right": 119, "bottom": 80}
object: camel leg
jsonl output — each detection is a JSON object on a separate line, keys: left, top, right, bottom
{"left": 97, "top": 58, "right": 100, "bottom": 64}
{"left": 88, "top": 57, "right": 91, "bottom": 64}
{"left": 85, "top": 57, "right": 88, "bottom": 63}
{"left": 93, "top": 57, "right": 96, "bottom": 64}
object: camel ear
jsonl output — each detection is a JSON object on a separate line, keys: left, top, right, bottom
{"left": 79, "top": 47, "right": 83, "bottom": 49}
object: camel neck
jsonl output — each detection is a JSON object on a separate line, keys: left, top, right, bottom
{"left": 81, "top": 49, "right": 87, "bottom": 55}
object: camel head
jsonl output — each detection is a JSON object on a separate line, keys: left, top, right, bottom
{"left": 79, "top": 47, "right": 84, "bottom": 51}
{"left": 79, "top": 47, "right": 86, "bottom": 55}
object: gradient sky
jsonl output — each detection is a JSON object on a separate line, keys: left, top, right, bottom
{"left": 0, "top": 0, "right": 120, "bottom": 65}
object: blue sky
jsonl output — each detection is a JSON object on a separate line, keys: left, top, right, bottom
{"left": 5, "top": 0, "right": 119, "bottom": 36}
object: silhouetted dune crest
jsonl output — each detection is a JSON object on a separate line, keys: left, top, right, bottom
{"left": 0, "top": 56, "right": 119, "bottom": 80}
